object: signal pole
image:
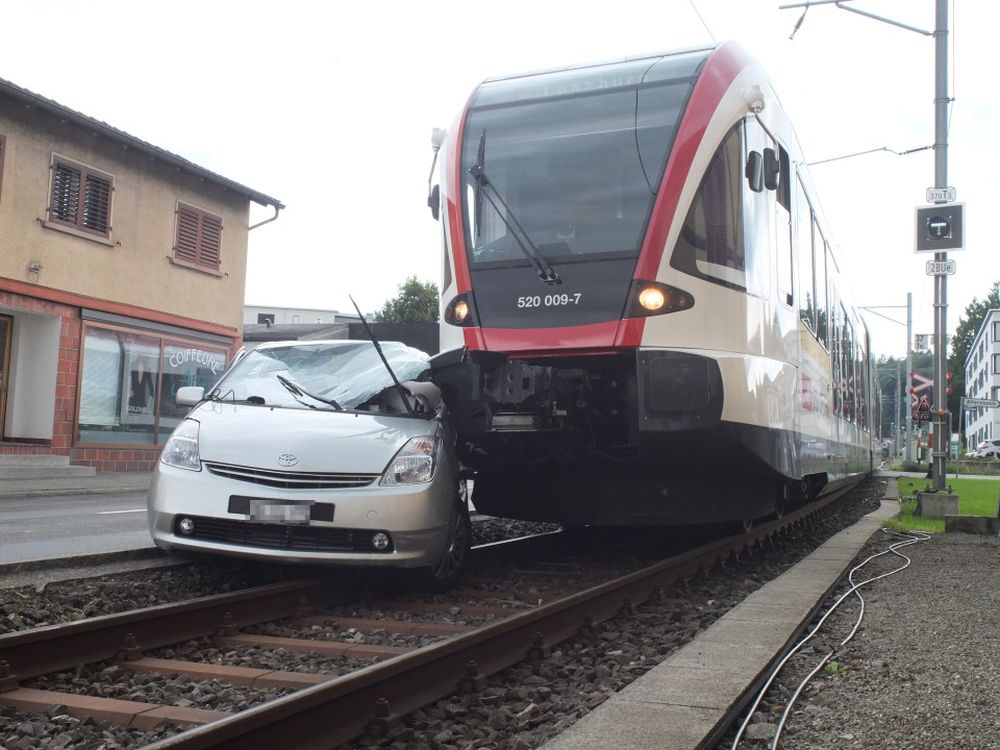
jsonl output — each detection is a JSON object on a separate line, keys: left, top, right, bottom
{"left": 780, "top": 0, "right": 955, "bottom": 497}
{"left": 930, "top": 0, "right": 950, "bottom": 490}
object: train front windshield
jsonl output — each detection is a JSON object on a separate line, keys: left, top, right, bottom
{"left": 461, "top": 51, "right": 709, "bottom": 269}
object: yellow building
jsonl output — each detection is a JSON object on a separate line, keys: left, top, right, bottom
{"left": 0, "top": 77, "right": 282, "bottom": 471}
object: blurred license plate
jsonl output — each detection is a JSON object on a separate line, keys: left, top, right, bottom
{"left": 249, "top": 500, "right": 311, "bottom": 524}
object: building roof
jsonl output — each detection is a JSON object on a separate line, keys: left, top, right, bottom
{"left": 243, "top": 323, "right": 350, "bottom": 342}
{"left": 0, "top": 76, "right": 284, "bottom": 209}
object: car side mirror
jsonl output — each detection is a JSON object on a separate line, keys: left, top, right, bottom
{"left": 745, "top": 151, "right": 764, "bottom": 193}
{"left": 176, "top": 385, "right": 205, "bottom": 406}
{"left": 763, "top": 147, "right": 780, "bottom": 191}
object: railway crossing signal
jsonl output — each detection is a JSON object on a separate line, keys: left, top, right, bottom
{"left": 915, "top": 203, "right": 965, "bottom": 253}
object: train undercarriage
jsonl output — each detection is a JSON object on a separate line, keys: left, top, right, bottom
{"left": 431, "top": 347, "right": 824, "bottom": 526}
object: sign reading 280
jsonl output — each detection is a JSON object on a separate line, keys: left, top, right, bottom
{"left": 517, "top": 293, "right": 583, "bottom": 309}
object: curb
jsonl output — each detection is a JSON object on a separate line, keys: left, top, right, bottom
{"left": 0, "top": 546, "right": 166, "bottom": 577}
{"left": 0, "top": 485, "right": 150, "bottom": 499}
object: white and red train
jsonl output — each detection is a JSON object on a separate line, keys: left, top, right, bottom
{"left": 427, "top": 42, "right": 877, "bottom": 527}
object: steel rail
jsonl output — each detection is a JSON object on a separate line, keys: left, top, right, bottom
{"left": 0, "top": 531, "right": 560, "bottom": 684}
{"left": 0, "top": 579, "right": 335, "bottom": 682}
{"left": 142, "top": 489, "right": 847, "bottom": 750}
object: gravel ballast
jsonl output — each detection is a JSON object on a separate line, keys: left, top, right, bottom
{"left": 725, "top": 530, "right": 1000, "bottom": 750}
{"left": 0, "top": 482, "right": 885, "bottom": 749}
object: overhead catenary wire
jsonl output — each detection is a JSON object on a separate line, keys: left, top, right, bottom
{"left": 729, "top": 526, "right": 930, "bottom": 750}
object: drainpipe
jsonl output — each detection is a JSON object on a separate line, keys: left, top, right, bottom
{"left": 249, "top": 204, "right": 282, "bottom": 231}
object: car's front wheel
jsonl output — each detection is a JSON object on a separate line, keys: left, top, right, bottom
{"left": 415, "top": 481, "right": 471, "bottom": 590}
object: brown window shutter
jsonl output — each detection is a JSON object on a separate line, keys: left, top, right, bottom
{"left": 49, "top": 158, "right": 113, "bottom": 236}
{"left": 51, "top": 162, "right": 82, "bottom": 224}
{"left": 175, "top": 207, "right": 201, "bottom": 263}
{"left": 82, "top": 173, "right": 111, "bottom": 232}
{"left": 0, "top": 134, "right": 6, "bottom": 204}
{"left": 199, "top": 214, "right": 222, "bottom": 266}
{"left": 175, "top": 204, "right": 223, "bottom": 270}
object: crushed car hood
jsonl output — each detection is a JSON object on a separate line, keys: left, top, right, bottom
{"left": 189, "top": 402, "right": 441, "bottom": 474}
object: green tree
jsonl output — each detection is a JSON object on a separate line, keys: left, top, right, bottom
{"left": 374, "top": 277, "right": 439, "bottom": 323}
{"left": 948, "top": 281, "right": 1000, "bottom": 430}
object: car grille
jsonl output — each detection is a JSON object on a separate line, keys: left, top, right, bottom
{"left": 176, "top": 515, "right": 392, "bottom": 553}
{"left": 204, "top": 462, "right": 379, "bottom": 490}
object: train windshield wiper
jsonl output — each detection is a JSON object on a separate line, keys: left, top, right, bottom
{"left": 469, "top": 130, "right": 560, "bottom": 285}
{"left": 275, "top": 374, "right": 343, "bottom": 411}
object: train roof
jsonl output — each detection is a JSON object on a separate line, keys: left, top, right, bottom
{"left": 471, "top": 45, "right": 717, "bottom": 109}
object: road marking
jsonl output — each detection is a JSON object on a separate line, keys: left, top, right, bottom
{"left": 96, "top": 508, "right": 146, "bottom": 515}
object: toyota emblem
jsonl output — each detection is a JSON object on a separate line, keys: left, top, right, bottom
{"left": 277, "top": 453, "right": 298, "bottom": 467}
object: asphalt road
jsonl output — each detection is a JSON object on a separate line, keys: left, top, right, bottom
{"left": 0, "top": 491, "right": 154, "bottom": 565}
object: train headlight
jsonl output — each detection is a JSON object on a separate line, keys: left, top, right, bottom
{"left": 627, "top": 280, "right": 694, "bottom": 318}
{"left": 638, "top": 287, "right": 666, "bottom": 312}
{"left": 445, "top": 293, "right": 478, "bottom": 327}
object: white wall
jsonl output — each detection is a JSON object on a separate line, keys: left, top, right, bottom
{"left": 6, "top": 311, "right": 59, "bottom": 439}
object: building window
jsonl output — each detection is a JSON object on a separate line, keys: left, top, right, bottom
{"left": 78, "top": 325, "right": 227, "bottom": 446}
{"left": 257, "top": 313, "right": 275, "bottom": 325}
{"left": 49, "top": 157, "right": 113, "bottom": 236}
{"left": 174, "top": 203, "right": 223, "bottom": 270}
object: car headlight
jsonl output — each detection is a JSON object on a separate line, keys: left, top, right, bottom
{"left": 160, "top": 419, "right": 201, "bottom": 471}
{"left": 380, "top": 436, "right": 440, "bottom": 486}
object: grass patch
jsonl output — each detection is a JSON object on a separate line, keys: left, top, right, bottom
{"left": 884, "top": 477, "right": 1000, "bottom": 534}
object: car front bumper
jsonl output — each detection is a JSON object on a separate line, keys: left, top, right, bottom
{"left": 147, "top": 460, "right": 455, "bottom": 567}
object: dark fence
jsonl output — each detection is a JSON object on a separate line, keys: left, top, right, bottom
{"left": 348, "top": 322, "right": 439, "bottom": 355}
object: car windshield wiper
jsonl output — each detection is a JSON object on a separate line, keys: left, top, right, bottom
{"left": 275, "top": 374, "right": 343, "bottom": 411}
{"left": 469, "top": 130, "right": 560, "bottom": 285}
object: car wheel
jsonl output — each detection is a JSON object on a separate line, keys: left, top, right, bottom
{"left": 415, "top": 482, "right": 471, "bottom": 591}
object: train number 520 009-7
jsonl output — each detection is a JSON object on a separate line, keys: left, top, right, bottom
{"left": 516, "top": 293, "right": 582, "bottom": 308}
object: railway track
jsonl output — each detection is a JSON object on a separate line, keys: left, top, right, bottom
{"left": 0, "top": 487, "right": 854, "bottom": 749}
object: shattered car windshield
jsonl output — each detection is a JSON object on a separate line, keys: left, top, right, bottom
{"left": 212, "top": 341, "right": 430, "bottom": 411}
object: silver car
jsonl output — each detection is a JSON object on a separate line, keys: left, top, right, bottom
{"left": 147, "top": 340, "right": 470, "bottom": 588}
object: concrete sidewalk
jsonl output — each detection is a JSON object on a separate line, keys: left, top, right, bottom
{"left": 0, "top": 471, "right": 152, "bottom": 499}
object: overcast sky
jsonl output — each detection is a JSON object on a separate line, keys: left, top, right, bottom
{"left": 2, "top": 0, "right": 994, "bottom": 359}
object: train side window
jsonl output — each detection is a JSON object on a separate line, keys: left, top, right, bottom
{"left": 671, "top": 124, "right": 751, "bottom": 292}
{"left": 741, "top": 121, "right": 772, "bottom": 298}
{"left": 774, "top": 145, "right": 792, "bottom": 307}
{"left": 816, "top": 234, "right": 830, "bottom": 349}
{"left": 795, "top": 180, "right": 815, "bottom": 332}
{"left": 830, "top": 295, "right": 841, "bottom": 416}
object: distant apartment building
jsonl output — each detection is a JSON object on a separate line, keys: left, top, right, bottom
{"left": 963, "top": 308, "right": 1000, "bottom": 449}
{"left": 0, "top": 77, "right": 282, "bottom": 471}
{"left": 244, "top": 305, "right": 362, "bottom": 327}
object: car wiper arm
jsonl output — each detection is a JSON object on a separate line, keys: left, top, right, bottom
{"left": 275, "top": 374, "right": 343, "bottom": 411}
{"left": 469, "top": 130, "right": 560, "bottom": 285}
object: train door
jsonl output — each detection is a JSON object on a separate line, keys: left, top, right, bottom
{"left": 0, "top": 314, "right": 11, "bottom": 440}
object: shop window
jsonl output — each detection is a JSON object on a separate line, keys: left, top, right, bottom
{"left": 157, "top": 343, "right": 227, "bottom": 443}
{"left": 78, "top": 326, "right": 226, "bottom": 446}
{"left": 49, "top": 156, "right": 113, "bottom": 236}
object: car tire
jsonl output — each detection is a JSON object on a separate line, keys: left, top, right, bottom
{"left": 414, "top": 481, "right": 471, "bottom": 591}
